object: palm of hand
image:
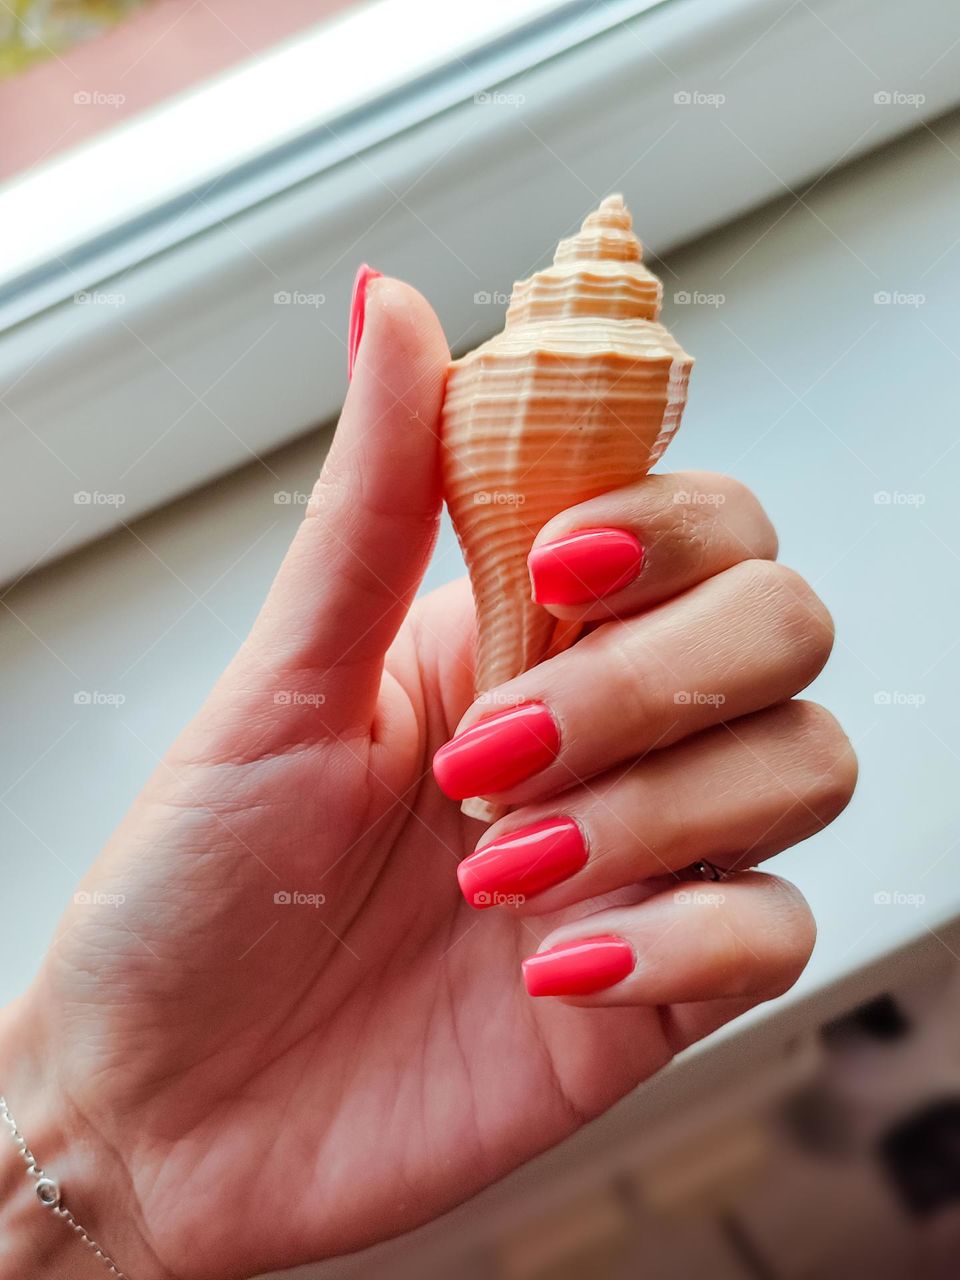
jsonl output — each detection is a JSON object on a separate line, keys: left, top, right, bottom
{"left": 41, "top": 579, "right": 676, "bottom": 1280}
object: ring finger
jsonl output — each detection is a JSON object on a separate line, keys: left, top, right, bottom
{"left": 457, "top": 700, "right": 856, "bottom": 912}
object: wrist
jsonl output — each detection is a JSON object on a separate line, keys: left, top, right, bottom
{"left": 0, "top": 1113, "right": 109, "bottom": 1280}
{"left": 0, "top": 995, "right": 173, "bottom": 1280}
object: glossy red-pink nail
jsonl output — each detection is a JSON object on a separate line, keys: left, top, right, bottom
{"left": 432, "top": 702, "right": 560, "bottom": 801}
{"left": 522, "top": 935, "right": 635, "bottom": 997}
{"left": 458, "top": 817, "right": 586, "bottom": 908}
{"left": 347, "top": 263, "right": 382, "bottom": 380}
{"left": 529, "top": 527, "right": 644, "bottom": 605}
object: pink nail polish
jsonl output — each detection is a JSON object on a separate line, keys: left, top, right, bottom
{"left": 459, "top": 817, "right": 586, "bottom": 908}
{"left": 529, "top": 528, "right": 644, "bottom": 605}
{"left": 347, "top": 263, "right": 383, "bottom": 380}
{"left": 522, "top": 935, "right": 635, "bottom": 997}
{"left": 432, "top": 702, "right": 560, "bottom": 801}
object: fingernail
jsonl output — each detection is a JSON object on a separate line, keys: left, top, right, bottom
{"left": 433, "top": 702, "right": 560, "bottom": 801}
{"left": 347, "top": 263, "right": 383, "bottom": 380}
{"left": 522, "top": 935, "right": 635, "bottom": 997}
{"left": 529, "top": 528, "right": 644, "bottom": 605}
{"left": 459, "top": 817, "right": 587, "bottom": 909}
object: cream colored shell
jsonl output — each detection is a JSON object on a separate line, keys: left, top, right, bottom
{"left": 441, "top": 194, "right": 693, "bottom": 820}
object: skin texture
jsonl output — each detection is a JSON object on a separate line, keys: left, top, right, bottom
{"left": 0, "top": 279, "right": 856, "bottom": 1280}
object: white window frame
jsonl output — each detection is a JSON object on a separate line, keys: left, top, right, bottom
{"left": 1, "top": 0, "right": 957, "bottom": 583}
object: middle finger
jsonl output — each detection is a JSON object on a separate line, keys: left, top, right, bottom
{"left": 432, "top": 559, "right": 834, "bottom": 807}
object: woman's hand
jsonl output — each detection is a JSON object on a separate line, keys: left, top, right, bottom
{"left": 0, "top": 278, "right": 855, "bottom": 1280}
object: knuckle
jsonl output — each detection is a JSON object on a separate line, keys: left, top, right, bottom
{"left": 709, "top": 923, "right": 762, "bottom": 998}
{"left": 759, "top": 876, "right": 817, "bottom": 993}
{"left": 635, "top": 473, "right": 727, "bottom": 577}
{"left": 704, "top": 471, "right": 758, "bottom": 515}
{"left": 787, "top": 701, "right": 859, "bottom": 822}
{"left": 710, "top": 874, "right": 817, "bottom": 999}
{"left": 710, "top": 874, "right": 816, "bottom": 999}
{"left": 307, "top": 464, "right": 354, "bottom": 513}
{"left": 726, "top": 480, "right": 779, "bottom": 560}
{"left": 601, "top": 629, "right": 676, "bottom": 745}
{"left": 648, "top": 479, "right": 718, "bottom": 574}
{"left": 738, "top": 560, "right": 835, "bottom": 679}
{"left": 678, "top": 469, "right": 746, "bottom": 504}
{"left": 676, "top": 472, "right": 779, "bottom": 562}
{"left": 611, "top": 759, "right": 690, "bottom": 870}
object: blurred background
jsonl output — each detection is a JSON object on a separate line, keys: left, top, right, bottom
{"left": 2, "top": 1, "right": 960, "bottom": 1276}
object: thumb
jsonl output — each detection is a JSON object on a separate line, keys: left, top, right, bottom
{"left": 246, "top": 273, "right": 450, "bottom": 728}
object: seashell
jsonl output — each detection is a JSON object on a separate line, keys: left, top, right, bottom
{"left": 441, "top": 194, "right": 694, "bottom": 820}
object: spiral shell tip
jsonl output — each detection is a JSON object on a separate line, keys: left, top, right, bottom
{"left": 553, "top": 193, "right": 641, "bottom": 266}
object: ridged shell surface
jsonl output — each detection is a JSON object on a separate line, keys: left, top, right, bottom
{"left": 441, "top": 195, "right": 693, "bottom": 817}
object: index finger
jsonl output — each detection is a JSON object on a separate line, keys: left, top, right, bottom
{"left": 527, "top": 470, "right": 778, "bottom": 621}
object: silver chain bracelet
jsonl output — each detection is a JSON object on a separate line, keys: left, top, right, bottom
{"left": 0, "top": 1093, "right": 130, "bottom": 1278}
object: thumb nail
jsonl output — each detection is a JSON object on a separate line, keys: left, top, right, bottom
{"left": 348, "top": 264, "right": 383, "bottom": 380}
